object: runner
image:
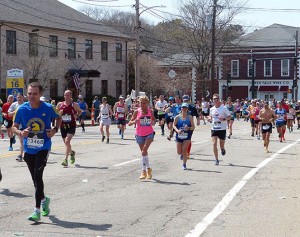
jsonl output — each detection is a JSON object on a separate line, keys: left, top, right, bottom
{"left": 56, "top": 90, "right": 82, "bottom": 167}
{"left": 8, "top": 93, "right": 25, "bottom": 161}
{"left": 208, "top": 94, "right": 231, "bottom": 165}
{"left": 248, "top": 100, "right": 256, "bottom": 137}
{"left": 295, "top": 100, "right": 300, "bottom": 129}
{"left": 155, "top": 95, "right": 168, "bottom": 136}
{"left": 2, "top": 95, "right": 16, "bottom": 151}
{"left": 274, "top": 101, "right": 287, "bottom": 142}
{"left": 114, "top": 95, "right": 128, "bottom": 139}
{"left": 98, "top": 97, "right": 113, "bottom": 143}
{"left": 92, "top": 96, "right": 100, "bottom": 124}
{"left": 201, "top": 97, "right": 209, "bottom": 125}
{"left": 12, "top": 82, "right": 62, "bottom": 222}
{"left": 77, "top": 95, "right": 88, "bottom": 132}
{"left": 225, "top": 98, "right": 236, "bottom": 139}
{"left": 165, "top": 96, "right": 176, "bottom": 141}
{"left": 259, "top": 101, "right": 276, "bottom": 153}
{"left": 254, "top": 101, "right": 262, "bottom": 140}
{"left": 287, "top": 103, "right": 295, "bottom": 132}
{"left": 182, "top": 95, "right": 200, "bottom": 159}
{"left": 173, "top": 103, "right": 195, "bottom": 170}
{"left": 128, "top": 96, "right": 156, "bottom": 179}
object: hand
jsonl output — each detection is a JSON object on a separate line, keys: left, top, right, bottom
{"left": 21, "top": 127, "right": 31, "bottom": 138}
{"left": 46, "top": 128, "right": 56, "bottom": 138}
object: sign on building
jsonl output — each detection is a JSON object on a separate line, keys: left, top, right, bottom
{"left": 6, "top": 69, "right": 24, "bottom": 98}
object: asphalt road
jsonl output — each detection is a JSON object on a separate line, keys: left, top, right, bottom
{"left": 0, "top": 120, "right": 300, "bottom": 237}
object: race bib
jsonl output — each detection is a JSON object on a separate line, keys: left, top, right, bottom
{"left": 213, "top": 122, "right": 222, "bottom": 130}
{"left": 118, "top": 114, "right": 124, "bottom": 118}
{"left": 27, "top": 138, "right": 44, "bottom": 148}
{"left": 62, "top": 114, "right": 72, "bottom": 122}
{"left": 178, "top": 131, "right": 188, "bottom": 139}
{"left": 140, "top": 117, "right": 151, "bottom": 126}
{"left": 117, "top": 107, "right": 124, "bottom": 113}
{"left": 167, "top": 112, "right": 173, "bottom": 117}
{"left": 102, "top": 114, "right": 109, "bottom": 119}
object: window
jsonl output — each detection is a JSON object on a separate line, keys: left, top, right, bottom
{"left": 116, "top": 43, "right": 122, "bottom": 62}
{"left": 247, "top": 59, "right": 256, "bottom": 77}
{"left": 264, "top": 60, "right": 272, "bottom": 76}
{"left": 101, "top": 41, "right": 108, "bottom": 60}
{"left": 85, "top": 80, "right": 93, "bottom": 96}
{"left": 6, "top": 30, "right": 16, "bottom": 54}
{"left": 50, "top": 79, "right": 58, "bottom": 97}
{"left": 68, "top": 37, "right": 76, "bottom": 58}
{"left": 49, "top": 35, "right": 58, "bottom": 57}
{"left": 29, "top": 33, "right": 38, "bottom": 56}
{"left": 101, "top": 80, "right": 108, "bottom": 95}
{"left": 116, "top": 80, "right": 122, "bottom": 98}
{"left": 231, "top": 60, "right": 239, "bottom": 77}
{"left": 281, "top": 59, "right": 289, "bottom": 76}
{"left": 85, "top": 40, "right": 93, "bottom": 59}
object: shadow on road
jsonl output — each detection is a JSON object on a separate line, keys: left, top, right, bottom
{"left": 32, "top": 215, "right": 112, "bottom": 232}
{"left": 0, "top": 188, "right": 31, "bottom": 198}
{"left": 152, "top": 179, "right": 191, "bottom": 186}
{"left": 227, "top": 163, "right": 256, "bottom": 169}
{"left": 75, "top": 164, "right": 109, "bottom": 170}
{"left": 189, "top": 169, "right": 222, "bottom": 174}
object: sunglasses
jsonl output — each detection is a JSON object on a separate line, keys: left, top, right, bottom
{"left": 213, "top": 98, "right": 219, "bottom": 100}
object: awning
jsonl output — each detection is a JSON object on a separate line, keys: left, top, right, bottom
{"left": 66, "top": 69, "right": 101, "bottom": 78}
{"left": 258, "top": 86, "right": 279, "bottom": 92}
{"left": 279, "top": 86, "right": 289, "bottom": 92}
{"left": 249, "top": 86, "right": 258, "bottom": 91}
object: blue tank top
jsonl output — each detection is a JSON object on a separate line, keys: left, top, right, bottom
{"left": 78, "top": 101, "right": 87, "bottom": 115}
{"left": 175, "top": 115, "right": 192, "bottom": 140}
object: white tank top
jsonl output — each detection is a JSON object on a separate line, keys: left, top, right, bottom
{"left": 100, "top": 104, "right": 110, "bottom": 119}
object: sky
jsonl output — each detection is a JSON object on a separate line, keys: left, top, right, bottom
{"left": 59, "top": 0, "right": 300, "bottom": 32}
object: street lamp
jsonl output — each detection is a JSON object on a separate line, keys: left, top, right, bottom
{"left": 134, "top": 0, "right": 165, "bottom": 97}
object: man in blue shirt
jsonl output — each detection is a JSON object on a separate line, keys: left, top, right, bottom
{"left": 13, "top": 82, "right": 62, "bottom": 222}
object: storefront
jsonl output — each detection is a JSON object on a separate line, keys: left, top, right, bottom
{"left": 218, "top": 79, "right": 293, "bottom": 101}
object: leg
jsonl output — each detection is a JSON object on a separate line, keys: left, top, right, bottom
{"left": 182, "top": 140, "right": 190, "bottom": 168}
{"left": 212, "top": 136, "right": 218, "bottom": 161}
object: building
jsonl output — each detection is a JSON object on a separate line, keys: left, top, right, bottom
{"left": 219, "top": 24, "right": 300, "bottom": 101}
{"left": 0, "top": 0, "right": 130, "bottom": 99}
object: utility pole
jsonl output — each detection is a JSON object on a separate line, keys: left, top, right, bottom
{"left": 135, "top": 0, "right": 140, "bottom": 98}
{"left": 210, "top": 0, "right": 217, "bottom": 95}
{"left": 251, "top": 50, "right": 256, "bottom": 99}
{"left": 294, "top": 31, "right": 298, "bottom": 101}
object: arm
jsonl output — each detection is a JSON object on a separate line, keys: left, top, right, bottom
{"left": 172, "top": 116, "right": 180, "bottom": 133}
{"left": 128, "top": 110, "right": 138, "bottom": 126}
{"left": 73, "top": 102, "right": 82, "bottom": 120}
{"left": 189, "top": 115, "right": 195, "bottom": 131}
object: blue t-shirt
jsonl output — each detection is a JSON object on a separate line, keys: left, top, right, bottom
{"left": 14, "top": 102, "right": 60, "bottom": 154}
{"left": 78, "top": 101, "right": 87, "bottom": 115}
{"left": 93, "top": 100, "right": 100, "bottom": 110}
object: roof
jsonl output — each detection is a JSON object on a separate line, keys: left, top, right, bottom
{"left": 0, "top": 0, "right": 130, "bottom": 39}
{"left": 157, "top": 53, "right": 197, "bottom": 67}
{"left": 234, "top": 24, "right": 300, "bottom": 48}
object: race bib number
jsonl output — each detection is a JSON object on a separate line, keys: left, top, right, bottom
{"left": 167, "top": 112, "right": 173, "bottom": 117}
{"left": 27, "top": 138, "right": 44, "bottom": 148}
{"left": 62, "top": 114, "right": 72, "bottom": 122}
{"left": 140, "top": 117, "right": 151, "bottom": 126}
{"left": 118, "top": 114, "right": 124, "bottom": 118}
{"left": 213, "top": 122, "right": 222, "bottom": 130}
{"left": 178, "top": 131, "right": 188, "bottom": 139}
{"left": 102, "top": 114, "right": 109, "bottom": 119}
{"left": 117, "top": 107, "right": 124, "bottom": 113}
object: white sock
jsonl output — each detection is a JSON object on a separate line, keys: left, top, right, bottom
{"left": 35, "top": 208, "right": 40, "bottom": 212}
{"left": 144, "top": 156, "right": 150, "bottom": 169}
{"left": 142, "top": 156, "right": 147, "bottom": 170}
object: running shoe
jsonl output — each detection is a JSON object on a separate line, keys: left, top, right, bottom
{"left": 167, "top": 136, "right": 171, "bottom": 141}
{"left": 182, "top": 164, "right": 187, "bottom": 170}
{"left": 16, "top": 155, "right": 22, "bottom": 162}
{"left": 139, "top": 171, "right": 147, "bottom": 179}
{"left": 70, "top": 151, "right": 76, "bottom": 164}
{"left": 106, "top": 138, "right": 109, "bottom": 144}
{"left": 228, "top": 135, "right": 231, "bottom": 139}
{"left": 221, "top": 148, "right": 226, "bottom": 156}
{"left": 121, "top": 134, "right": 124, "bottom": 139}
{"left": 8, "top": 147, "right": 13, "bottom": 151}
{"left": 28, "top": 210, "right": 41, "bottom": 222}
{"left": 215, "top": 160, "right": 219, "bottom": 165}
{"left": 101, "top": 136, "right": 105, "bottom": 142}
{"left": 61, "top": 159, "right": 68, "bottom": 167}
{"left": 161, "top": 131, "right": 165, "bottom": 136}
{"left": 146, "top": 168, "right": 152, "bottom": 179}
{"left": 41, "top": 196, "right": 50, "bottom": 216}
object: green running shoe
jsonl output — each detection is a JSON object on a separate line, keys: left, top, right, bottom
{"left": 41, "top": 196, "right": 50, "bottom": 216}
{"left": 70, "top": 151, "right": 76, "bottom": 164}
{"left": 61, "top": 159, "right": 68, "bottom": 167}
{"left": 28, "top": 210, "right": 41, "bottom": 222}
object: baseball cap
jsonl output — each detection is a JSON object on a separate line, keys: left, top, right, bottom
{"left": 182, "top": 95, "right": 189, "bottom": 101}
{"left": 181, "top": 103, "right": 189, "bottom": 108}
{"left": 78, "top": 95, "right": 83, "bottom": 99}
{"left": 168, "top": 96, "right": 174, "bottom": 101}
{"left": 119, "top": 95, "right": 124, "bottom": 99}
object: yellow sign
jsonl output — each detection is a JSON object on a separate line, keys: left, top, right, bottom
{"left": 6, "top": 78, "right": 24, "bottom": 89}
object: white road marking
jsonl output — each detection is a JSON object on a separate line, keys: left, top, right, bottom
{"left": 114, "top": 158, "right": 140, "bottom": 167}
{"left": 193, "top": 140, "right": 209, "bottom": 145}
{"left": 185, "top": 138, "right": 300, "bottom": 237}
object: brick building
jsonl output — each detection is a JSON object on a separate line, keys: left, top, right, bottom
{"left": 0, "top": 0, "right": 130, "bottom": 99}
{"left": 219, "top": 24, "right": 300, "bottom": 101}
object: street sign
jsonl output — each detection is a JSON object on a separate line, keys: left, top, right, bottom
{"left": 6, "top": 69, "right": 24, "bottom": 98}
